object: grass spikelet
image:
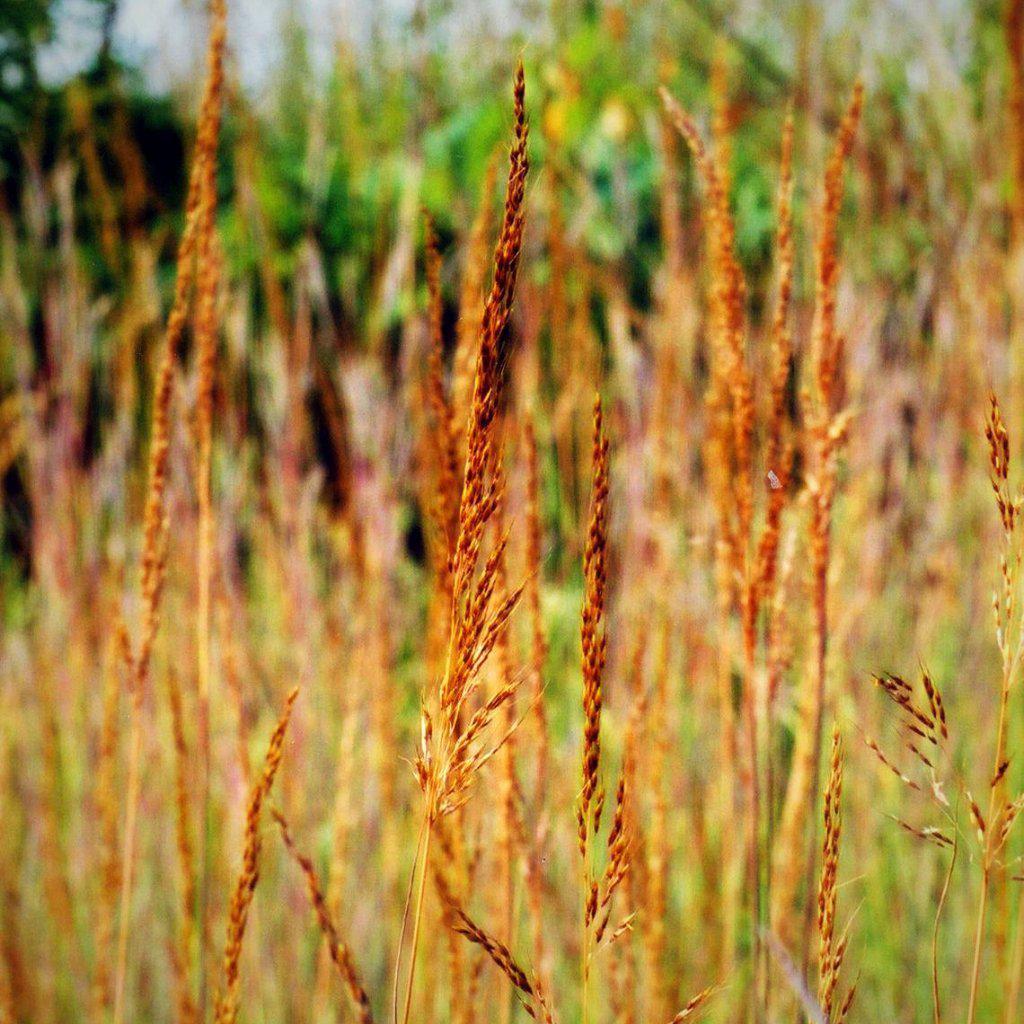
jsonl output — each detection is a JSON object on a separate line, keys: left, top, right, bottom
{"left": 214, "top": 686, "right": 298, "bottom": 1024}
{"left": 592, "top": 775, "right": 630, "bottom": 946}
{"left": 579, "top": 393, "right": 609, "bottom": 840}
{"left": 658, "top": 84, "right": 752, "bottom": 600}
{"left": 451, "top": 908, "right": 534, "bottom": 1004}
{"left": 817, "top": 725, "right": 854, "bottom": 1022}
{"left": 810, "top": 80, "right": 863, "bottom": 414}
{"left": 756, "top": 109, "right": 795, "bottom": 605}
{"left": 668, "top": 984, "right": 717, "bottom": 1023}
{"left": 448, "top": 904, "right": 550, "bottom": 1023}
{"left": 453, "top": 153, "right": 500, "bottom": 449}
{"left": 272, "top": 809, "right": 373, "bottom": 1024}
{"left": 577, "top": 392, "right": 611, "bottom": 1024}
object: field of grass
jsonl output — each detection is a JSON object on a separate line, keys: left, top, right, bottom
{"left": 8, "top": 1, "right": 1024, "bottom": 1022}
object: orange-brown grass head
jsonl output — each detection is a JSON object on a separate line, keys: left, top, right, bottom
{"left": 578, "top": 393, "right": 610, "bottom": 852}
{"left": 658, "top": 82, "right": 753, "bottom": 595}
{"left": 415, "top": 61, "right": 529, "bottom": 825}
{"left": 215, "top": 687, "right": 298, "bottom": 1024}
{"left": 453, "top": 153, "right": 501, "bottom": 454}
{"left": 771, "top": 79, "right": 862, "bottom": 956}
{"left": 668, "top": 985, "right": 718, "bottom": 1023}
{"left": 817, "top": 725, "right": 855, "bottom": 1023}
{"left": 592, "top": 775, "right": 630, "bottom": 946}
{"left": 112, "top": 9, "right": 228, "bottom": 1024}
{"left": 810, "top": 80, "right": 863, "bottom": 422}
{"left": 444, "top": 895, "right": 552, "bottom": 1023}
{"left": 273, "top": 808, "right": 373, "bottom": 1024}
{"left": 755, "top": 109, "right": 796, "bottom": 610}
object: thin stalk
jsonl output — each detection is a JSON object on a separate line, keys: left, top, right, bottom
{"left": 393, "top": 811, "right": 428, "bottom": 1024}
{"left": 195, "top": 317, "right": 214, "bottom": 1021}
{"left": 112, "top": 705, "right": 144, "bottom": 1024}
{"left": 195, "top": 300, "right": 215, "bottom": 1022}
{"left": 968, "top": 671, "right": 1012, "bottom": 1024}
{"left": 742, "top": 619, "right": 763, "bottom": 1024}
{"left": 716, "top": 602, "right": 738, "bottom": 980}
{"left": 799, "top": 549, "right": 829, "bottom": 979}
{"left": 1006, "top": 869, "right": 1024, "bottom": 1022}
{"left": 968, "top": 871, "right": 991, "bottom": 1024}
{"left": 399, "top": 814, "right": 433, "bottom": 1024}
{"left": 933, "top": 806, "right": 958, "bottom": 1024}
{"left": 581, "top": 839, "right": 592, "bottom": 1024}
{"left": 764, "top": 639, "right": 776, "bottom": 1016}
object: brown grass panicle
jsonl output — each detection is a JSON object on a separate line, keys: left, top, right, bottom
{"left": 817, "top": 725, "right": 856, "bottom": 1024}
{"left": 448, "top": 903, "right": 552, "bottom": 1023}
{"left": 215, "top": 686, "right": 298, "bottom": 1024}
{"left": 867, "top": 662, "right": 1021, "bottom": 1023}
{"left": 578, "top": 393, "right": 610, "bottom": 850}
{"left": 865, "top": 670, "right": 955, "bottom": 833}
{"left": 135, "top": 0, "right": 228, "bottom": 673}
{"left": 272, "top": 808, "right": 373, "bottom": 1024}
{"left": 192, "top": 0, "right": 227, "bottom": 1000}
{"left": 453, "top": 152, "right": 501, "bottom": 457}
{"left": 400, "top": 61, "right": 529, "bottom": 1024}
{"left": 659, "top": 78, "right": 801, "bottom": 1014}
{"left": 657, "top": 84, "right": 752, "bottom": 610}
{"left": 755, "top": 109, "right": 796, "bottom": 614}
{"left": 113, "top": 5, "right": 228, "bottom": 1023}
{"left": 575, "top": 394, "right": 634, "bottom": 1024}
{"left": 667, "top": 985, "right": 718, "bottom": 1023}
{"left": 986, "top": 394, "right": 1022, "bottom": 654}
{"left": 964, "top": 392, "right": 1024, "bottom": 1023}
{"left": 592, "top": 776, "right": 630, "bottom": 947}
{"left": 414, "top": 61, "right": 529, "bottom": 826}
{"left": 447, "top": 63, "right": 528, "bottom": 600}
{"left": 771, "top": 79, "right": 862, "bottom": 959}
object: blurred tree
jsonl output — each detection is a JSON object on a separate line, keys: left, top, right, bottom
{"left": 0, "top": 0, "right": 53, "bottom": 177}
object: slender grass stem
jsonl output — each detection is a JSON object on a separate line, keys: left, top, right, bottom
{"left": 400, "top": 818, "right": 433, "bottom": 1024}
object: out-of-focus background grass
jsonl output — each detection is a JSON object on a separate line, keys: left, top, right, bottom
{"left": 5, "top": 2, "right": 1024, "bottom": 1023}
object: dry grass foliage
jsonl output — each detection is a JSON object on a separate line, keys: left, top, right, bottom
{"left": 16, "top": 3, "right": 1024, "bottom": 1023}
